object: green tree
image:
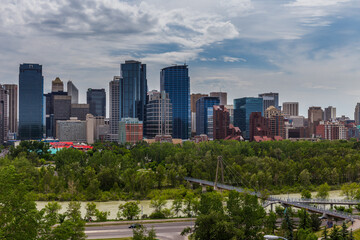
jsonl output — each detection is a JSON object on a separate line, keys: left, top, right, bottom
{"left": 298, "top": 209, "right": 311, "bottom": 230}
{"left": 172, "top": 197, "right": 183, "bottom": 217}
{"left": 301, "top": 189, "right": 312, "bottom": 199}
{"left": 264, "top": 211, "right": 277, "bottom": 234}
{"left": 299, "top": 169, "right": 311, "bottom": 186}
{"left": 341, "top": 221, "right": 348, "bottom": 239}
{"left": 341, "top": 182, "right": 359, "bottom": 199}
{"left": 310, "top": 214, "right": 321, "bottom": 232}
{"left": 118, "top": 201, "right": 141, "bottom": 220}
{"left": 316, "top": 183, "right": 330, "bottom": 199}
{"left": 281, "top": 208, "right": 294, "bottom": 240}
{"left": 150, "top": 196, "right": 167, "bottom": 213}
{"left": 155, "top": 165, "right": 166, "bottom": 189}
{"left": 322, "top": 226, "right": 329, "bottom": 240}
{"left": 329, "top": 224, "right": 340, "bottom": 240}
{"left": 133, "top": 225, "right": 157, "bottom": 240}
{"left": 85, "top": 202, "right": 98, "bottom": 221}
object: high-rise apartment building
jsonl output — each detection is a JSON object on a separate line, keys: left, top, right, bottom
{"left": 308, "top": 106, "right": 323, "bottom": 138}
{"left": 0, "top": 85, "right": 8, "bottom": 144}
{"left": 4, "top": 84, "right": 17, "bottom": 134}
{"left": 258, "top": 92, "right": 279, "bottom": 113}
{"left": 67, "top": 80, "right": 79, "bottom": 104}
{"left": 109, "top": 76, "right": 120, "bottom": 141}
{"left": 191, "top": 93, "right": 208, "bottom": 134}
{"left": 234, "top": 97, "right": 263, "bottom": 139}
{"left": 316, "top": 121, "right": 346, "bottom": 140}
{"left": 213, "top": 105, "right": 230, "bottom": 140}
{"left": 282, "top": 102, "right": 299, "bottom": 116}
{"left": 145, "top": 91, "right": 172, "bottom": 138}
{"left": 249, "top": 112, "right": 269, "bottom": 142}
{"left": 120, "top": 61, "right": 147, "bottom": 121}
{"left": 210, "top": 92, "right": 227, "bottom": 105}
{"left": 87, "top": 88, "right": 106, "bottom": 117}
{"left": 225, "top": 104, "right": 234, "bottom": 124}
{"left": 19, "top": 63, "right": 44, "bottom": 140}
{"left": 51, "top": 77, "right": 64, "bottom": 92}
{"left": 324, "top": 106, "right": 336, "bottom": 121}
{"left": 196, "top": 97, "right": 219, "bottom": 138}
{"left": 355, "top": 103, "right": 360, "bottom": 125}
{"left": 161, "top": 64, "right": 190, "bottom": 139}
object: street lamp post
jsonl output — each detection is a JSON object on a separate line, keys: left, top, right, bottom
{"left": 264, "top": 235, "right": 288, "bottom": 240}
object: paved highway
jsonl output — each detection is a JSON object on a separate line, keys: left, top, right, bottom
{"left": 85, "top": 221, "right": 194, "bottom": 240}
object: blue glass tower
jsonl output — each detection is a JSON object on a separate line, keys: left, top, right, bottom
{"left": 196, "top": 97, "right": 219, "bottom": 136}
{"left": 87, "top": 88, "right": 106, "bottom": 117}
{"left": 160, "top": 65, "right": 190, "bottom": 139}
{"left": 120, "top": 61, "right": 147, "bottom": 121}
{"left": 19, "top": 63, "right": 44, "bottom": 140}
{"left": 234, "top": 97, "right": 263, "bottom": 140}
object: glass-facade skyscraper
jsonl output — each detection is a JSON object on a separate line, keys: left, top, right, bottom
{"left": 234, "top": 97, "right": 263, "bottom": 140}
{"left": 120, "top": 61, "right": 147, "bottom": 121}
{"left": 160, "top": 65, "right": 190, "bottom": 139}
{"left": 87, "top": 88, "right": 106, "bottom": 117}
{"left": 196, "top": 97, "right": 220, "bottom": 137}
{"left": 258, "top": 92, "right": 279, "bottom": 113}
{"left": 19, "top": 63, "right": 44, "bottom": 140}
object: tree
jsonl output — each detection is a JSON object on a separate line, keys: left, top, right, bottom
{"left": 264, "top": 211, "right": 277, "bottom": 234}
{"left": 341, "top": 182, "right": 359, "bottom": 200}
{"left": 155, "top": 165, "right": 166, "bottom": 189}
{"left": 298, "top": 209, "right": 311, "bottom": 230}
{"left": 316, "top": 183, "right": 330, "bottom": 199}
{"left": 85, "top": 202, "right": 98, "bottom": 221}
{"left": 322, "top": 226, "right": 329, "bottom": 240}
{"left": 172, "top": 197, "right": 183, "bottom": 217}
{"left": 329, "top": 224, "right": 340, "bottom": 240}
{"left": 118, "top": 201, "right": 141, "bottom": 220}
{"left": 341, "top": 221, "right": 349, "bottom": 239}
{"left": 310, "top": 214, "right": 322, "bottom": 232}
{"left": 281, "top": 207, "right": 294, "bottom": 240}
{"left": 133, "top": 225, "right": 157, "bottom": 240}
{"left": 301, "top": 189, "right": 312, "bottom": 199}
{"left": 150, "top": 196, "right": 167, "bottom": 213}
{"left": 299, "top": 169, "right": 311, "bottom": 186}
{"left": 198, "top": 191, "right": 223, "bottom": 215}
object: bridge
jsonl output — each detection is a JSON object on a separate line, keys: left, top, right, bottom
{"left": 185, "top": 177, "right": 358, "bottom": 221}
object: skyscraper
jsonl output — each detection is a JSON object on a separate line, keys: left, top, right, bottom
{"left": 324, "top": 106, "right": 336, "bottom": 121}
{"left": 52, "top": 77, "right": 64, "bottom": 92}
{"left": 4, "top": 84, "right": 17, "bottom": 134}
{"left": 355, "top": 103, "right": 360, "bottom": 125}
{"left": 0, "top": 85, "right": 8, "bottom": 144}
{"left": 234, "top": 97, "right": 263, "bottom": 139}
{"left": 161, "top": 64, "right": 190, "bottom": 139}
{"left": 19, "top": 63, "right": 44, "bottom": 140}
{"left": 282, "top": 102, "right": 299, "bottom": 116}
{"left": 120, "top": 60, "right": 147, "bottom": 121}
{"left": 258, "top": 92, "right": 279, "bottom": 113}
{"left": 87, "top": 88, "right": 106, "bottom": 117}
{"left": 145, "top": 90, "right": 172, "bottom": 138}
{"left": 210, "top": 92, "right": 227, "bottom": 105}
{"left": 67, "top": 80, "right": 79, "bottom": 104}
{"left": 213, "top": 105, "right": 230, "bottom": 140}
{"left": 196, "top": 96, "right": 220, "bottom": 138}
{"left": 191, "top": 93, "right": 208, "bottom": 135}
{"left": 109, "top": 76, "right": 120, "bottom": 141}
{"left": 308, "top": 106, "right": 323, "bottom": 138}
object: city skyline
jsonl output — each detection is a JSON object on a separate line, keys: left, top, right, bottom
{"left": 0, "top": 1, "right": 360, "bottom": 117}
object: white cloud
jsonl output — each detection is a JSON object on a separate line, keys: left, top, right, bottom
{"left": 223, "top": 56, "right": 247, "bottom": 62}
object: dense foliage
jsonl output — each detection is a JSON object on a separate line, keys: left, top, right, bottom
{"left": 3, "top": 139, "right": 360, "bottom": 201}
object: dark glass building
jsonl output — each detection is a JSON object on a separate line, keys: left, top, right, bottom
{"left": 19, "top": 63, "right": 44, "bottom": 140}
{"left": 196, "top": 97, "right": 219, "bottom": 137}
{"left": 87, "top": 88, "right": 106, "bottom": 117}
{"left": 258, "top": 92, "right": 279, "bottom": 113}
{"left": 234, "top": 97, "right": 263, "bottom": 140}
{"left": 160, "top": 65, "right": 190, "bottom": 139}
{"left": 120, "top": 60, "right": 147, "bottom": 121}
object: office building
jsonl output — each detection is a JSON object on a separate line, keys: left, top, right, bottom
{"left": 71, "top": 104, "right": 90, "bottom": 121}
{"left": 56, "top": 118, "right": 87, "bottom": 142}
{"left": 258, "top": 92, "right": 279, "bottom": 113}
{"left": 264, "top": 106, "right": 282, "bottom": 118}
{"left": 67, "top": 80, "right": 79, "bottom": 104}
{"left": 161, "top": 64, "right": 190, "bottom": 139}
{"left": 210, "top": 92, "right": 227, "bottom": 105}
{"left": 355, "top": 103, "right": 360, "bottom": 125}
{"left": 86, "top": 114, "right": 109, "bottom": 144}
{"left": 19, "top": 63, "right": 44, "bottom": 140}
{"left": 87, "top": 88, "right": 106, "bottom": 117}
{"left": 109, "top": 76, "right": 120, "bottom": 141}
{"left": 4, "top": 84, "right": 17, "bottom": 134}
{"left": 316, "top": 121, "right": 346, "bottom": 140}
{"left": 213, "top": 105, "right": 230, "bottom": 140}
{"left": 119, "top": 118, "right": 143, "bottom": 144}
{"left": 282, "top": 102, "right": 299, "bottom": 116}
{"left": 324, "top": 106, "right": 336, "bottom": 121}
{"left": 0, "top": 85, "right": 8, "bottom": 144}
{"left": 288, "top": 116, "right": 305, "bottom": 128}
{"left": 191, "top": 93, "right": 208, "bottom": 134}
{"left": 234, "top": 97, "right": 263, "bottom": 139}
{"left": 268, "top": 115, "right": 285, "bottom": 139}
{"left": 145, "top": 90, "right": 172, "bottom": 138}
{"left": 120, "top": 60, "right": 147, "bottom": 121}
{"left": 52, "top": 77, "right": 64, "bottom": 92}
{"left": 308, "top": 106, "right": 323, "bottom": 138}
{"left": 196, "top": 96, "right": 219, "bottom": 138}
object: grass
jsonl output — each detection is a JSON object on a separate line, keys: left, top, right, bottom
{"left": 353, "top": 228, "right": 360, "bottom": 239}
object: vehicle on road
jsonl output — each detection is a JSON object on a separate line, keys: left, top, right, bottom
{"left": 129, "top": 223, "right": 142, "bottom": 228}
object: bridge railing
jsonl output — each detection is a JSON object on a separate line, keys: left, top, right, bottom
{"left": 272, "top": 197, "right": 360, "bottom": 204}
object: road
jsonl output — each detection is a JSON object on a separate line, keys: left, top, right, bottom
{"left": 85, "top": 221, "right": 194, "bottom": 240}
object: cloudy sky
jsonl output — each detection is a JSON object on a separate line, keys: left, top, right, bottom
{"left": 0, "top": 0, "right": 360, "bottom": 117}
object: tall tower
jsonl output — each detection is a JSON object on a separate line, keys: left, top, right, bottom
{"left": 87, "top": 88, "right": 106, "bottom": 117}
{"left": 258, "top": 92, "right": 279, "bottom": 113}
{"left": 282, "top": 102, "right": 299, "bottom": 116}
{"left": 51, "top": 77, "right": 64, "bottom": 92}
{"left": 19, "top": 63, "right": 44, "bottom": 140}
{"left": 120, "top": 60, "right": 147, "bottom": 121}
{"left": 109, "top": 76, "right": 120, "bottom": 141}
{"left": 67, "top": 80, "right": 79, "bottom": 104}
{"left": 191, "top": 93, "right": 208, "bottom": 135}
{"left": 161, "top": 64, "right": 190, "bottom": 139}
{"left": 196, "top": 96, "right": 220, "bottom": 138}
{"left": 4, "top": 84, "right": 18, "bottom": 134}
{"left": 0, "top": 85, "right": 8, "bottom": 144}
{"left": 324, "top": 106, "right": 336, "bottom": 121}
{"left": 355, "top": 103, "right": 360, "bottom": 125}
{"left": 308, "top": 106, "right": 323, "bottom": 138}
